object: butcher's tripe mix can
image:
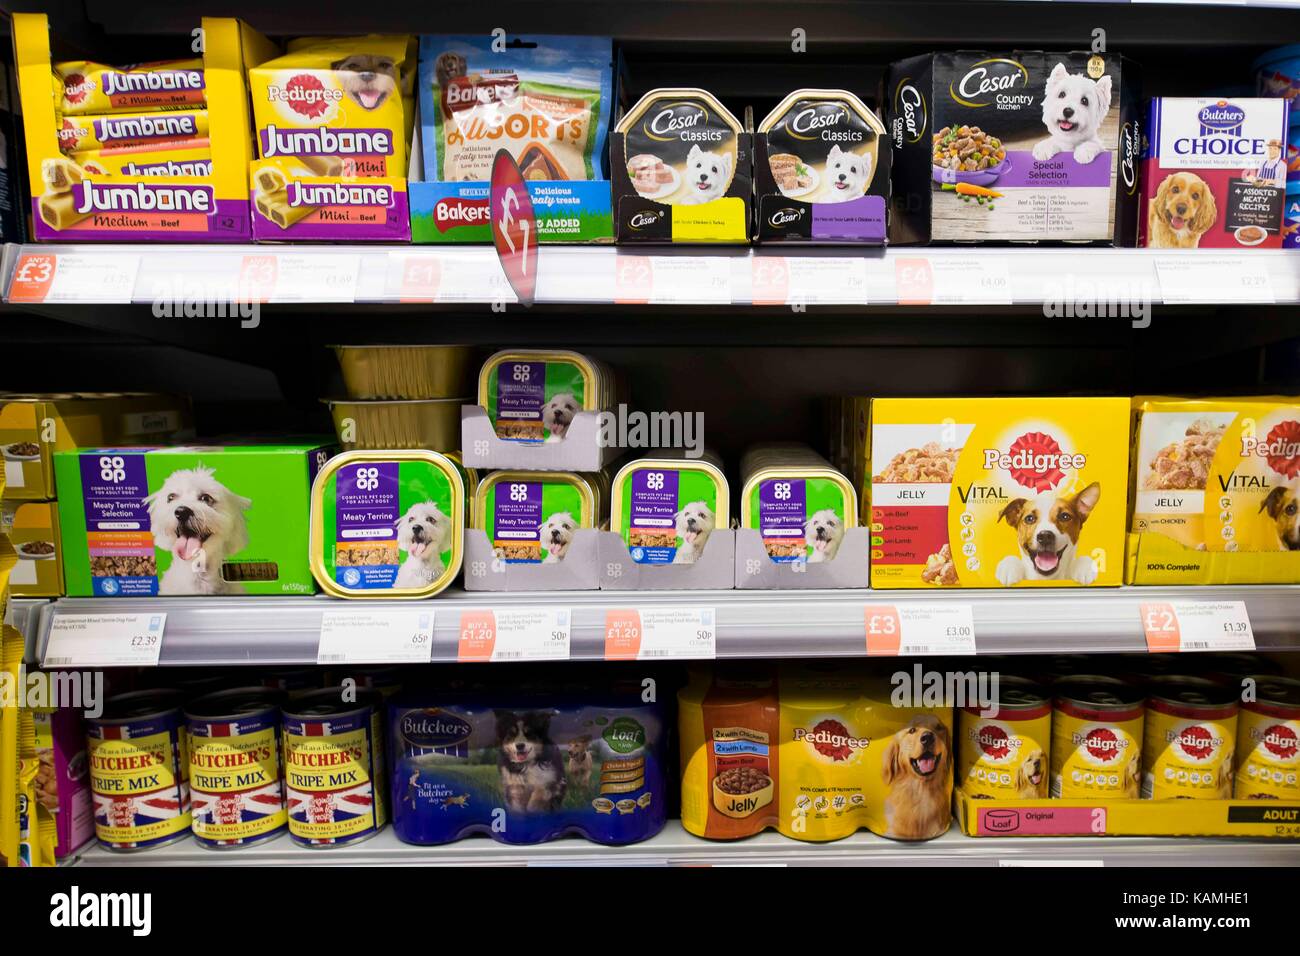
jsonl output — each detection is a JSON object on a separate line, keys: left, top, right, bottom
{"left": 1233, "top": 675, "right": 1300, "bottom": 801}
{"left": 1050, "top": 677, "right": 1144, "bottom": 800}
{"left": 1142, "top": 677, "right": 1238, "bottom": 800}
{"left": 87, "top": 690, "right": 191, "bottom": 851}
{"left": 185, "top": 688, "right": 287, "bottom": 848}
{"left": 283, "top": 689, "right": 388, "bottom": 847}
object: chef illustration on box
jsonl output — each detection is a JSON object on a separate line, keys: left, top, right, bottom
{"left": 1244, "top": 138, "right": 1287, "bottom": 186}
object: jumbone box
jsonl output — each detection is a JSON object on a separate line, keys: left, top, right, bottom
{"left": 12, "top": 14, "right": 269, "bottom": 242}
{"left": 868, "top": 397, "right": 1130, "bottom": 588}
{"left": 56, "top": 443, "right": 333, "bottom": 597}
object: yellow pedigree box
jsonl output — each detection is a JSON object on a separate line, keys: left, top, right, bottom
{"left": 956, "top": 790, "right": 1300, "bottom": 839}
{"left": 13, "top": 13, "right": 271, "bottom": 241}
{"left": 0, "top": 393, "right": 191, "bottom": 501}
{"left": 1127, "top": 396, "right": 1300, "bottom": 584}
{"left": 0, "top": 501, "right": 62, "bottom": 597}
{"left": 868, "top": 397, "right": 1130, "bottom": 589}
{"left": 247, "top": 35, "right": 413, "bottom": 241}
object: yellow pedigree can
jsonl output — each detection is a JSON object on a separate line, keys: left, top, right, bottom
{"left": 86, "top": 690, "right": 191, "bottom": 851}
{"left": 1142, "top": 677, "right": 1238, "bottom": 800}
{"left": 310, "top": 449, "right": 464, "bottom": 598}
{"left": 283, "top": 689, "right": 388, "bottom": 847}
{"left": 185, "top": 688, "right": 287, "bottom": 849}
{"left": 1051, "top": 677, "right": 1145, "bottom": 800}
{"left": 958, "top": 677, "right": 1051, "bottom": 799}
{"left": 1233, "top": 676, "right": 1300, "bottom": 800}
{"left": 473, "top": 470, "right": 601, "bottom": 564}
{"left": 740, "top": 443, "right": 857, "bottom": 563}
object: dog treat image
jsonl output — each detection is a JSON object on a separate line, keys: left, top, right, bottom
{"left": 1234, "top": 676, "right": 1300, "bottom": 801}
{"left": 37, "top": 190, "right": 92, "bottom": 230}
{"left": 1141, "top": 98, "right": 1289, "bottom": 249}
{"left": 41, "top": 156, "right": 85, "bottom": 193}
{"left": 759, "top": 89, "right": 884, "bottom": 202}
{"left": 679, "top": 663, "right": 953, "bottom": 842}
{"left": 249, "top": 36, "right": 410, "bottom": 178}
{"left": 886, "top": 51, "right": 1136, "bottom": 244}
{"left": 741, "top": 443, "right": 856, "bottom": 563}
{"left": 610, "top": 452, "right": 729, "bottom": 565}
{"left": 1051, "top": 678, "right": 1145, "bottom": 800}
{"left": 1142, "top": 678, "right": 1238, "bottom": 800}
{"left": 254, "top": 186, "right": 313, "bottom": 229}
{"left": 957, "top": 677, "right": 1051, "bottom": 800}
{"left": 868, "top": 397, "right": 1129, "bottom": 588}
{"left": 55, "top": 443, "right": 328, "bottom": 597}
{"left": 310, "top": 449, "right": 464, "bottom": 598}
{"left": 55, "top": 59, "right": 205, "bottom": 115}
{"left": 419, "top": 35, "right": 612, "bottom": 183}
{"left": 617, "top": 88, "right": 742, "bottom": 205}
{"left": 473, "top": 471, "right": 602, "bottom": 564}
{"left": 478, "top": 350, "right": 614, "bottom": 444}
{"left": 56, "top": 108, "right": 208, "bottom": 154}
{"left": 254, "top": 165, "right": 287, "bottom": 193}
{"left": 1130, "top": 397, "right": 1300, "bottom": 563}
{"left": 389, "top": 681, "right": 666, "bottom": 846}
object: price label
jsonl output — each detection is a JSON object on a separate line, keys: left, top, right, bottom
{"left": 926, "top": 256, "right": 1012, "bottom": 305}
{"left": 317, "top": 609, "right": 434, "bottom": 664}
{"left": 44, "top": 613, "right": 166, "bottom": 667}
{"left": 458, "top": 607, "right": 571, "bottom": 662}
{"left": 9, "top": 252, "right": 140, "bottom": 304}
{"left": 604, "top": 607, "right": 716, "bottom": 661}
{"left": 1155, "top": 257, "right": 1274, "bottom": 304}
{"left": 1140, "top": 601, "right": 1254, "bottom": 653}
{"left": 753, "top": 257, "right": 867, "bottom": 305}
{"left": 865, "top": 603, "right": 976, "bottom": 656}
{"left": 269, "top": 254, "right": 360, "bottom": 303}
{"left": 615, "top": 256, "right": 730, "bottom": 305}
{"left": 393, "top": 253, "right": 442, "bottom": 302}
{"left": 237, "top": 254, "right": 277, "bottom": 302}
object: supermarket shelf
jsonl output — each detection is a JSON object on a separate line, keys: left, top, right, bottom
{"left": 68, "top": 821, "right": 1300, "bottom": 867}
{"left": 4, "top": 243, "right": 1298, "bottom": 309}
{"left": 4, "top": 598, "right": 50, "bottom": 664}
{"left": 35, "top": 585, "right": 1300, "bottom": 667}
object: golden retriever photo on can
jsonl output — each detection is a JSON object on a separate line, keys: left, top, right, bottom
{"left": 881, "top": 714, "right": 951, "bottom": 840}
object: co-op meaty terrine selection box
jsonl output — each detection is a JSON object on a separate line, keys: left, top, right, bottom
{"left": 1139, "top": 98, "right": 1289, "bottom": 249}
{"left": 55, "top": 442, "right": 333, "bottom": 597}
{"left": 885, "top": 51, "right": 1141, "bottom": 244}
{"left": 754, "top": 89, "right": 891, "bottom": 243}
{"left": 867, "top": 397, "right": 1131, "bottom": 588}
{"left": 612, "top": 88, "right": 752, "bottom": 243}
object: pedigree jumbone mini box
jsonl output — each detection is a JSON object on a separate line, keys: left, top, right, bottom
{"left": 868, "top": 397, "right": 1129, "bottom": 588}
{"left": 1127, "top": 396, "right": 1300, "bottom": 584}
{"left": 247, "top": 35, "right": 414, "bottom": 241}
{"left": 13, "top": 14, "right": 269, "bottom": 242}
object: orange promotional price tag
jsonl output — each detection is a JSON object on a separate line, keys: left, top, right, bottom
{"left": 238, "top": 254, "right": 277, "bottom": 303}
{"left": 604, "top": 609, "right": 643, "bottom": 660}
{"left": 396, "top": 253, "right": 442, "bottom": 302}
{"left": 8, "top": 253, "right": 57, "bottom": 303}
{"left": 750, "top": 257, "right": 789, "bottom": 305}
{"left": 864, "top": 605, "right": 903, "bottom": 656}
{"left": 894, "top": 257, "right": 934, "bottom": 305}
{"left": 1141, "top": 602, "right": 1181, "bottom": 653}
{"left": 458, "top": 608, "right": 570, "bottom": 662}
{"left": 1141, "top": 601, "right": 1253, "bottom": 653}
{"left": 457, "top": 610, "right": 497, "bottom": 662}
{"left": 613, "top": 255, "right": 652, "bottom": 304}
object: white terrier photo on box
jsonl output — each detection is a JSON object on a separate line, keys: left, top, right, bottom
{"left": 146, "top": 466, "right": 252, "bottom": 595}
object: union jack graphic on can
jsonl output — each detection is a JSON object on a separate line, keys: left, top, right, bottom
{"left": 86, "top": 690, "right": 191, "bottom": 852}
{"left": 282, "top": 689, "right": 388, "bottom": 847}
{"left": 186, "top": 688, "right": 288, "bottom": 848}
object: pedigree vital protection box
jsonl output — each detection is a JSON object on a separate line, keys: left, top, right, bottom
{"left": 868, "top": 397, "right": 1129, "bottom": 588}
{"left": 1127, "top": 396, "right": 1300, "bottom": 584}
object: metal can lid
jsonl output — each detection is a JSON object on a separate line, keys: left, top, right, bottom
{"left": 95, "top": 689, "right": 183, "bottom": 723}
{"left": 185, "top": 687, "right": 284, "bottom": 721}
{"left": 1146, "top": 675, "right": 1238, "bottom": 712}
{"left": 283, "top": 687, "right": 381, "bottom": 720}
